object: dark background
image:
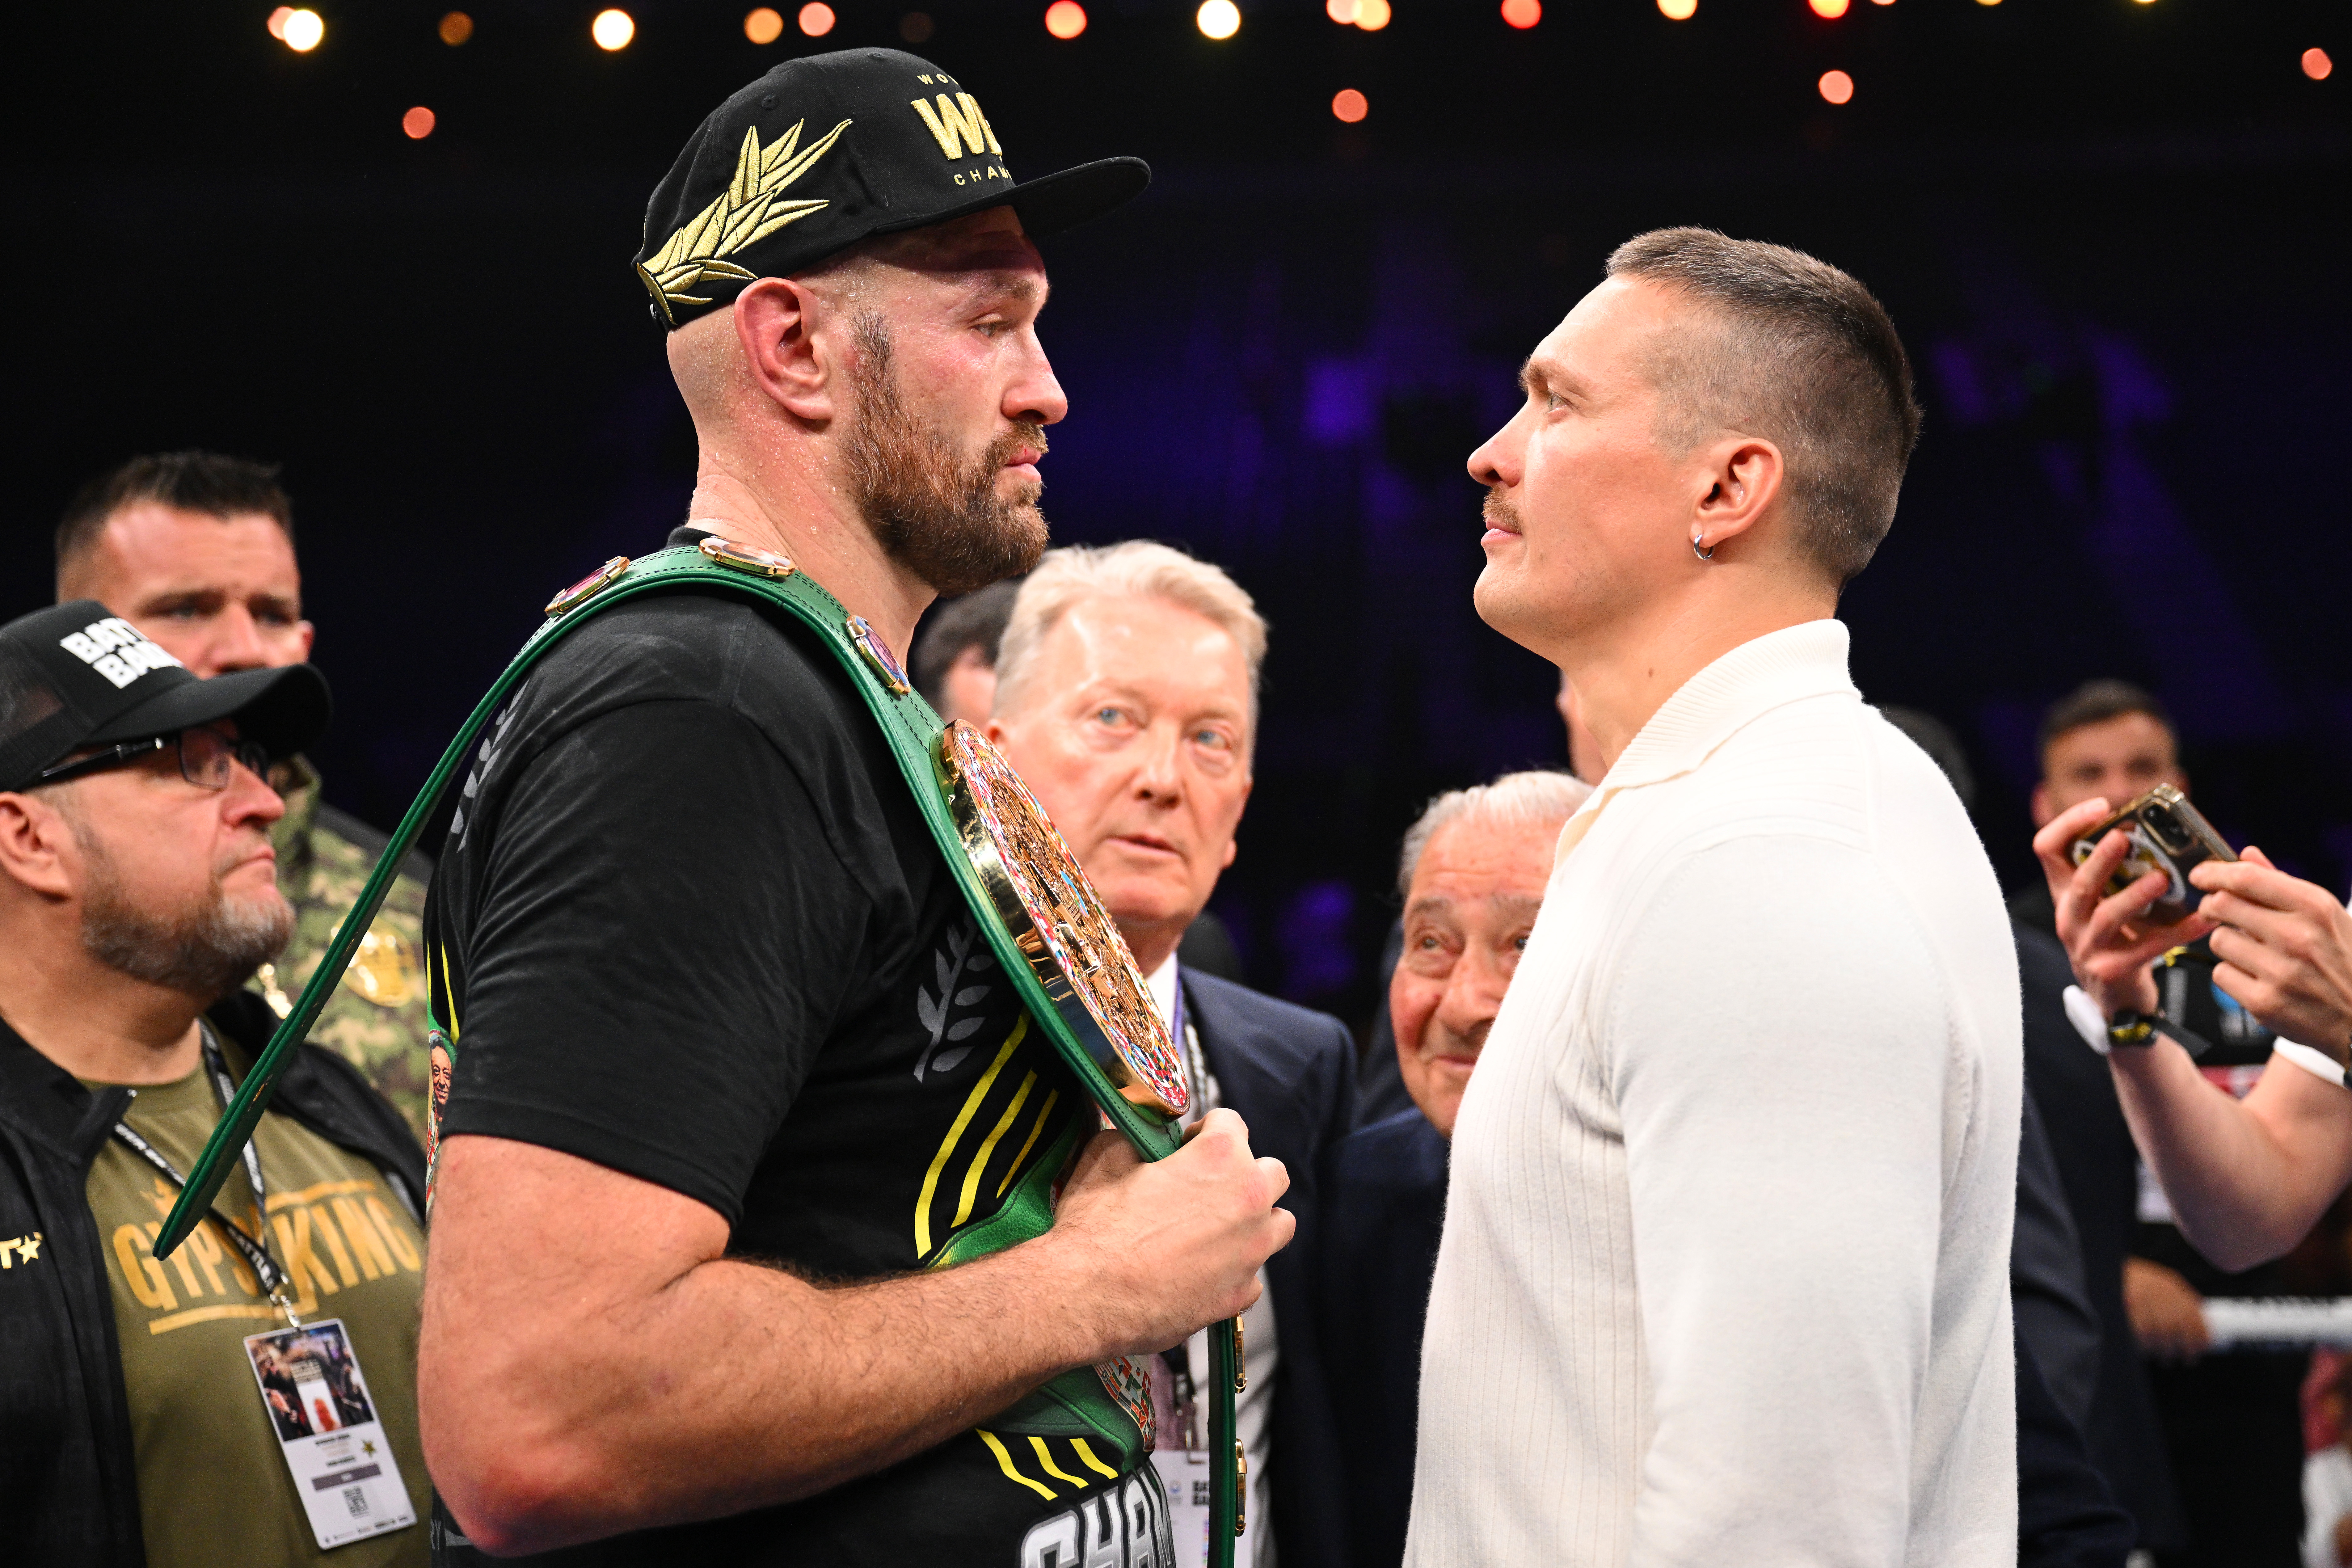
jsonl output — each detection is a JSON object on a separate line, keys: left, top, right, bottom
{"left": 4, "top": 0, "right": 2345, "bottom": 1034}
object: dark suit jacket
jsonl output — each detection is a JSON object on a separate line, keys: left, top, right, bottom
{"left": 1182, "top": 967, "right": 1357, "bottom": 1568}
{"left": 1310, "top": 1107, "right": 1447, "bottom": 1568}
{"left": 2017, "top": 921, "right": 2187, "bottom": 1551}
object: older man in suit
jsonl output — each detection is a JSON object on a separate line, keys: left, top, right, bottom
{"left": 988, "top": 541, "right": 1354, "bottom": 1568}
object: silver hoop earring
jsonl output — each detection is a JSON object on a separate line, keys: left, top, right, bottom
{"left": 1693, "top": 536, "right": 1716, "bottom": 561}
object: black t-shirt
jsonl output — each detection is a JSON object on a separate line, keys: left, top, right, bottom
{"left": 425, "top": 533, "right": 1154, "bottom": 1566}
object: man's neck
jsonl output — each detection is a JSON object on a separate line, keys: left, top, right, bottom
{"left": 682, "top": 450, "right": 934, "bottom": 663}
{"left": 0, "top": 929, "right": 206, "bottom": 1085}
{"left": 1563, "top": 576, "right": 1836, "bottom": 774}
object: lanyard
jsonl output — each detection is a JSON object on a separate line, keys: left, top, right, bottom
{"left": 112, "top": 1023, "right": 300, "bottom": 1326}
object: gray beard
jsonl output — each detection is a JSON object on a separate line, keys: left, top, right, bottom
{"left": 75, "top": 827, "right": 294, "bottom": 1003}
{"left": 842, "top": 312, "right": 1050, "bottom": 598}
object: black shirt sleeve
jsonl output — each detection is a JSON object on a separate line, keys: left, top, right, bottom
{"left": 439, "top": 697, "right": 877, "bottom": 1224}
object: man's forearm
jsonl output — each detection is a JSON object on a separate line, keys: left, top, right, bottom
{"left": 2110, "top": 1033, "right": 2343, "bottom": 1269}
{"left": 419, "top": 1144, "right": 1123, "bottom": 1554}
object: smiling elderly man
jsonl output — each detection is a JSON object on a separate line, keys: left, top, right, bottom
{"left": 987, "top": 541, "right": 1356, "bottom": 1568}
{"left": 1315, "top": 770, "right": 1589, "bottom": 1568}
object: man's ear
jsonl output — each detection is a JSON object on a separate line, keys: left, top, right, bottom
{"left": 2029, "top": 780, "right": 2054, "bottom": 829}
{"left": 1688, "top": 436, "right": 1786, "bottom": 558}
{"left": 0, "top": 793, "right": 80, "bottom": 901}
{"left": 734, "top": 277, "right": 843, "bottom": 424}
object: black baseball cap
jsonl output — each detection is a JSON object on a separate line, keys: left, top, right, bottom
{"left": 0, "top": 602, "right": 331, "bottom": 793}
{"left": 634, "top": 47, "right": 1148, "bottom": 330}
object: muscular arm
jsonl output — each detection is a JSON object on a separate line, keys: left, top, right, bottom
{"left": 421, "top": 1115, "right": 1288, "bottom": 1556}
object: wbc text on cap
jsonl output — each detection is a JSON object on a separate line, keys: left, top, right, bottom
{"left": 632, "top": 48, "right": 1148, "bottom": 331}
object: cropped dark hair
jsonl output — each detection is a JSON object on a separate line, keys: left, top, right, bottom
{"left": 1605, "top": 227, "right": 1922, "bottom": 587}
{"left": 2037, "top": 679, "right": 2176, "bottom": 765}
{"left": 56, "top": 452, "right": 295, "bottom": 585}
{"left": 910, "top": 579, "right": 1021, "bottom": 709}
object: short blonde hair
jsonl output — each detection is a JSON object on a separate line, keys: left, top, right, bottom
{"left": 1397, "top": 770, "right": 1592, "bottom": 899}
{"left": 993, "top": 542, "right": 1268, "bottom": 730}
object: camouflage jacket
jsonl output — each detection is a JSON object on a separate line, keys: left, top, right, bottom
{"left": 250, "top": 757, "right": 435, "bottom": 1144}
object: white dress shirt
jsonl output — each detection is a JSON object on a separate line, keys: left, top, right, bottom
{"left": 1406, "top": 620, "right": 2022, "bottom": 1566}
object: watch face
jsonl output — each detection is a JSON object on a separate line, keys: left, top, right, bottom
{"left": 940, "top": 722, "right": 1189, "bottom": 1118}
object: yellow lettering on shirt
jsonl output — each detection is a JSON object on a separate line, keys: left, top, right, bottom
{"left": 310, "top": 1203, "right": 362, "bottom": 1287}
{"left": 365, "top": 1196, "right": 422, "bottom": 1270}
{"left": 114, "top": 1224, "right": 177, "bottom": 1310}
{"left": 269, "top": 1208, "right": 340, "bottom": 1300}
{"left": 333, "top": 1197, "right": 392, "bottom": 1280}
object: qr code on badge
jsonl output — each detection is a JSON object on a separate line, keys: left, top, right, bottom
{"left": 344, "top": 1486, "right": 370, "bottom": 1518}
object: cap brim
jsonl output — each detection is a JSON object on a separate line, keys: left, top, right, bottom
{"left": 873, "top": 155, "right": 1150, "bottom": 245}
{"left": 89, "top": 664, "right": 333, "bottom": 762}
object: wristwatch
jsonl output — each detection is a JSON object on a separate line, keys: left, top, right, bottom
{"left": 2105, "top": 1010, "right": 2158, "bottom": 1049}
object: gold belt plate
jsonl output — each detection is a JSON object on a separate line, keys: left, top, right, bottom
{"left": 938, "top": 722, "right": 1190, "bottom": 1119}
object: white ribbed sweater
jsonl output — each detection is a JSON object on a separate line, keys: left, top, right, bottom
{"left": 1406, "top": 621, "right": 2021, "bottom": 1567}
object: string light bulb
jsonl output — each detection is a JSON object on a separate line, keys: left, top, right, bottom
{"left": 744, "top": 7, "right": 783, "bottom": 42}
{"left": 799, "top": 2, "right": 835, "bottom": 34}
{"left": 1818, "top": 68, "right": 1853, "bottom": 103}
{"left": 2305, "top": 47, "right": 2333, "bottom": 80}
{"left": 438, "top": 11, "right": 473, "bottom": 44}
{"left": 1196, "top": 0, "right": 1240, "bottom": 40}
{"left": 403, "top": 106, "right": 437, "bottom": 139}
{"left": 1658, "top": 0, "right": 1696, "bottom": 19}
{"left": 1045, "top": 1, "right": 1087, "bottom": 38}
{"left": 1331, "top": 88, "right": 1368, "bottom": 122}
{"left": 1355, "top": 0, "right": 1390, "bottom": 28}
{"left": 279, "top": 8, "right": 324, "bottom": 50}
{"left": 1501, "top": 0, "right": 1539, "bottom": 27}
{"left": 1326, "top": 0, "right": 1355, "bottom": 19}
{"left": 1809, "top": 0, "right": 1848, "bottom": 16}
{"left": 591, "top": 8, "right": 633, "bottom": 48}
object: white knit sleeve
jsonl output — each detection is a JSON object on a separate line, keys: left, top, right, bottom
{"left": 1606, "top": 835, "right": 1967, "bottom": 1567}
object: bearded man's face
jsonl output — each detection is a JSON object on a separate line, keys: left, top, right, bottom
{"left": 50, "top": 749, "right": 293, "bottom": 1003}
{"left": 842, "top": 310, "right": 1051, "bottom": 598}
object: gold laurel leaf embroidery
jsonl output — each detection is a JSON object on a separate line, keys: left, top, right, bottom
{"left": 637, "top": 116, "right": 853, "bottom": 326}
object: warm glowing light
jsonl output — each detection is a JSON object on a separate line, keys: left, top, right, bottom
{"left": 1809, "top": 0, "right": 1848, "bottom": 16}
{"left": 2306, "top": 47, "right": 2334, "bottom": 80}
{"left": 799, "top": 2, "right": 835, "bottom": 35}
{"left": 1196, "top": 0, "right": 1240, "bottom": 40}
{"left": 1326, "top": 0, "right": 1356, "bottom": 19}
{"left": 403, "top": 106, "right": 437, "bottom": 139}
{"left": 591, "top": 8, "right": 633, "bottom": 48}
{"left": 1975, "top": 0, "right": 2000, "bottom": 7}
{"left": 1331, "top": 87, "right": 1368, "bottom": 122}
{"left": 267, "top": 7, "right": 292, "bottom": 39}
{"left": 1818, "top": 68, "right": 1853, "bottom": 103}
{"left": 439, "top": 11, "right": 473, "bottom": 44}
{"left": 1501, "top": 0, "right": 1540, "bottom": 27}
{"left": 900, "top": 12, "right": 934, "bottom": 42}
{"left": 1356, "top": 0, "right": 1390, "bottom": 28}
{"left": 744, "top": 6, "right": 783, "bottom": 42}
{"left": 281, "top": 8, "right": 324, "bottom": 50}
{"left": 1045, "top": 1, "right": 1087, "bottom": 38}
{"left": 1658, "top": 0, "right": 1696, "bottom": 18}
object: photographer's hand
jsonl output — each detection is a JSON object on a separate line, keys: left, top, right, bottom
{"left": 2190, "top": 847, "right": 2352, "bottom": 1067}
{"left": 2034, "top": 799, "right": 2217, "bottom": 1017}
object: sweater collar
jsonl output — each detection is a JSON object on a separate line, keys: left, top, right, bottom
{"left": 1556, "top": 618, "right": 1857, "bottom": 862}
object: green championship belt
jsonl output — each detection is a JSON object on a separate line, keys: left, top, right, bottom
{"left": 156, "top": 537, "right": 1246, "bottom": 1561}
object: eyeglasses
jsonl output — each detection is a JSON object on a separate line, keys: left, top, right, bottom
{"left": 37, "top": 727, "right": 272, "bottom": 790}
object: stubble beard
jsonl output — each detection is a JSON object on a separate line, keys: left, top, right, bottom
{"left": 842, "top": 313, "right": 1050, "bottom": 598}
{"left": 74, "top": 822, "right": 295, "bottom": 1003}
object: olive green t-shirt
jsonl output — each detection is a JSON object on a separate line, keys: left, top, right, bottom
{"left": 84, "top": 1034, "right": 427, "bottom": 1568}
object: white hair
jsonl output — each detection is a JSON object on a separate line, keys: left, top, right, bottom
{"left": 992, "top": 541, "right": 1268, "bottom": 729}
{"left": 1397, "top": 770, "right": 1593, "bottom": 900}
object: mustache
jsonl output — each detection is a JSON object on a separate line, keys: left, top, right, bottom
{"left": 1482, "top": 488, "right": 1520, "bottom": 533}
{"left": 988, "top": 421, "right": 1049, "bottom": 469}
